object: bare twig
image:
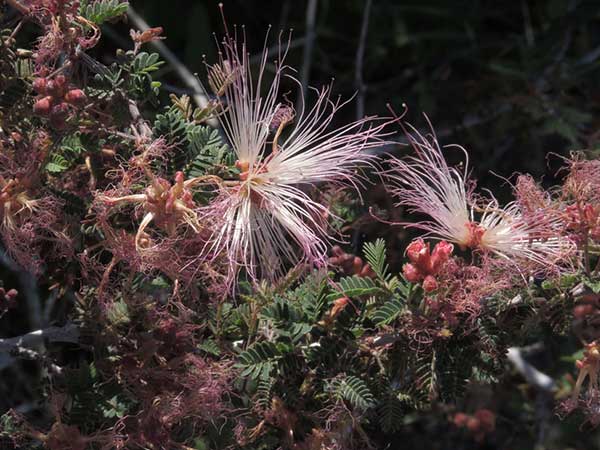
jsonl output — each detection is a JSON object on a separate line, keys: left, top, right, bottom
{"left": 127, "top": 99, "right": 153, "bottom": 139}
{"left": 299, "top": 0, "right": 318, "bottom": 95}
{"left": 368, "top": 103, "right": 513, "bottom": 155}
{"left": 11, "top": 347, "right": 64, "bottom": 374}
{"left": 6, "top": 0, "right": 30, "bottom": 15}
{"left": 126, "top": 5, "right": 216, "bottom": 125}
{"left": 507, "top": 347, "right": 556, "bottom": 392}
{"left": 0, "top": 323, "right": 80, "bottom": 353}
{"left": 354, "top": 0, "right": 372, "bottom": 120}
{"left": 249, "top": 37, "right": 306, "bottom": 65}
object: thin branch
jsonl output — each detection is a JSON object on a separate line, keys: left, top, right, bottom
{"left": 126, "top": 5, "right": 216, "bottom": 125}
{"left": 127, "top": 98, "right": 153, "bottom": 139}
{"left": 299, "top": 0, "right": 318, "bottom": 95}
{"left": 0, "top": 323, "right": 80, "bottom": 353}
{"left": 507, "top": 347, "right": 556, "bottom": 392}
{"left": 249, "top": 37, "right": 306, "bottom": 65}
{"left": 367, "top": 103, "right": 513, "bottom": 155}
{"left": 354, "top": 0, "right": 372, "bottom": 120}
{"left": 11, "top": 346, "right": 64, "bottom": 374}
{"left": 6, "top": 0, "right": 30, "bottom": 15}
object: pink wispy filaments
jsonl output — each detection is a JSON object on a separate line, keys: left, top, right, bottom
{"left": 202, "top": 29, "right": 390, "bottom": 283}
{"left": 385, "top": 120, "right": 574, "bottom": 272}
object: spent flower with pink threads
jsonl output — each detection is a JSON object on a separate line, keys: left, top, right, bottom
{"left": 384, "top": 119, "right": 575, "bottom": 274}
{"left": 200, "top": 31, "right": 392, "bottom": 284}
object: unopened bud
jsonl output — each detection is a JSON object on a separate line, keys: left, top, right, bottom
{"left": 453, "top": 412, "right": 468, "bottom": 427}
{"left": 235, "top": 160, "right": 250, "bottom": 172}
{"left": 32, "top": 77, "right": 48, "bottom": 94}
{"left": 422, "top": 275, "right": 438, "bottom": 292}
{"left": 430, "top": 240, "right": 454, "bottom": 272}
{"left": 403, "top": 263, "right": 422, "bottom": 283}
{"left": 352, "top": 257, "right": 363, "bottom": 275}
{"left": 331, "top": 245, "right": 345, "bottom": 257}
{"left": 33, "top": 96, "right": 53, "bottom": 116}
{"left": 406, "top": 238, "right": 428, "bottom": 263}
{"left": 474, "top": 409, "right": 495, "bottom": 432}
{"left": 574, "top": 304, "right": 595, "bottom": 319}
{"left": 466, "top": 416, "right": 481, "bottom": 432}
{"left": 64, "top": 89, "right": 87, "bottom": 107}
{"left": 359, "top": 263, "right": 376, "bottom": 279}
{"left": 46, "top": 75, "right": 67, "bottom": 98}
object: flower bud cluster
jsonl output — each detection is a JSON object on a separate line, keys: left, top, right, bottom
{"left": 0, "top": 287, "right": 18, "bottom": 315}
{"left": 452, "top": 408, "right": 496, "bottom": 442}
{"left": 329, "top": 245, "right": 376, "bottom": 278}
{"left": 574, "top": 291, "right": 600, "bottom": 320}
{"left": 32, "top": 75, "right": 87, "bottom": 129}
{"left": 402, "top": 238, "right": 453, "bottom": 292}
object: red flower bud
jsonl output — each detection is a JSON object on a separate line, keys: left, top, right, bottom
{"left": 422, "top": 275, "right": 438, "bottom": 292}
{"left": 235, "top": 160, "right": 249, "bottom": 172}
{"left": 474, "top": 409, "right": 495, "bottom": 432}
{"left": 64, "top": 89, "right": 87, "bottom": 107}
{"left": 32, "top": 77, "right": 48, "bottom": 94}
{"left": 406, "top": 238, "right": 429, "bottom": 264}
{"left": 574, "top": 304, "right": 595, "bottom": 319}
{"left": 46, "top": 75, "right": 65, "bottom": 98}
{"left": 352, "top": 256, "right": 363, "bottom": 275}
{"left": 359, "top": 263, "right": 376, "bottom": 279}
{"left": 331, "top": 245, "right": 345, "bottom": 257}
{"left": 33, "top": 96, "right": 53, "bottom": 116}
{"left": 466, "top": 416, "right": 481, "bottom": 432}
{"left": 403, "top": 263, "right": 422, "bottom": 282}
{"left": 340, "top": 253, "right": 354, "bottom": 273}
{"left": 328, "top": 256, "right": 340, "bottom": 266}
{"left": 430, "top": 240, "right": 454, "bottom": 272}
{"left": 453, "top": 412, "right": 469, "bottom": 427}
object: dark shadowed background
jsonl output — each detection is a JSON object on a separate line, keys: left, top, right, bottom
{"left": 114, "top": 0, "right": 600, "bottom": 194}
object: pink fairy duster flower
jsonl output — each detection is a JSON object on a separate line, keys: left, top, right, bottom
{"left": 385, "top": 120, "right": 574, "bottom": 273}
{"left": 201, "top": 32, "right": 391, "bottom": 283}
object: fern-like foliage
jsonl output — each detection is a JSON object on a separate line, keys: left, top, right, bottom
{"left": 236, "top": 341, "right": 283, "bottom": 380}
{"left": 152, "top": 108, "right": 233, "bottom": 178}
{"left": 330, "top": 375, "right": 376, "bottom": 411}
{"left": 197, "top": 338, "right": 221, "bottom": 357}
{"left": 79, "top": 0, "right": 129, "bottom": 25}
{"left": 255, "top": 377, "right": 275, "bottom": 411}
{"left": 326, "top": 276, "right": 383, "bottom": 302}
{"left": 260, "top": 298, "right": 313, "bottom": 343}
{"left": 413, "top": 350, "right": 438, "bottom": 403}
{"left": 65, "top": 363, "right": 132, "bottom": 433}
{"left": 378, "top": 391, "right": 405, "bottom": 433}
{"left": 363, "top": 239, "right": 390, "bottom": 280}
{"left": 185, "top": 126, "right": 233, "bottom": 177}
{"left": 372, "top": 295, "right": 407, "bottom": 326}
{"left": 45, "top": 133, "right": 91, "bottom": 173}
